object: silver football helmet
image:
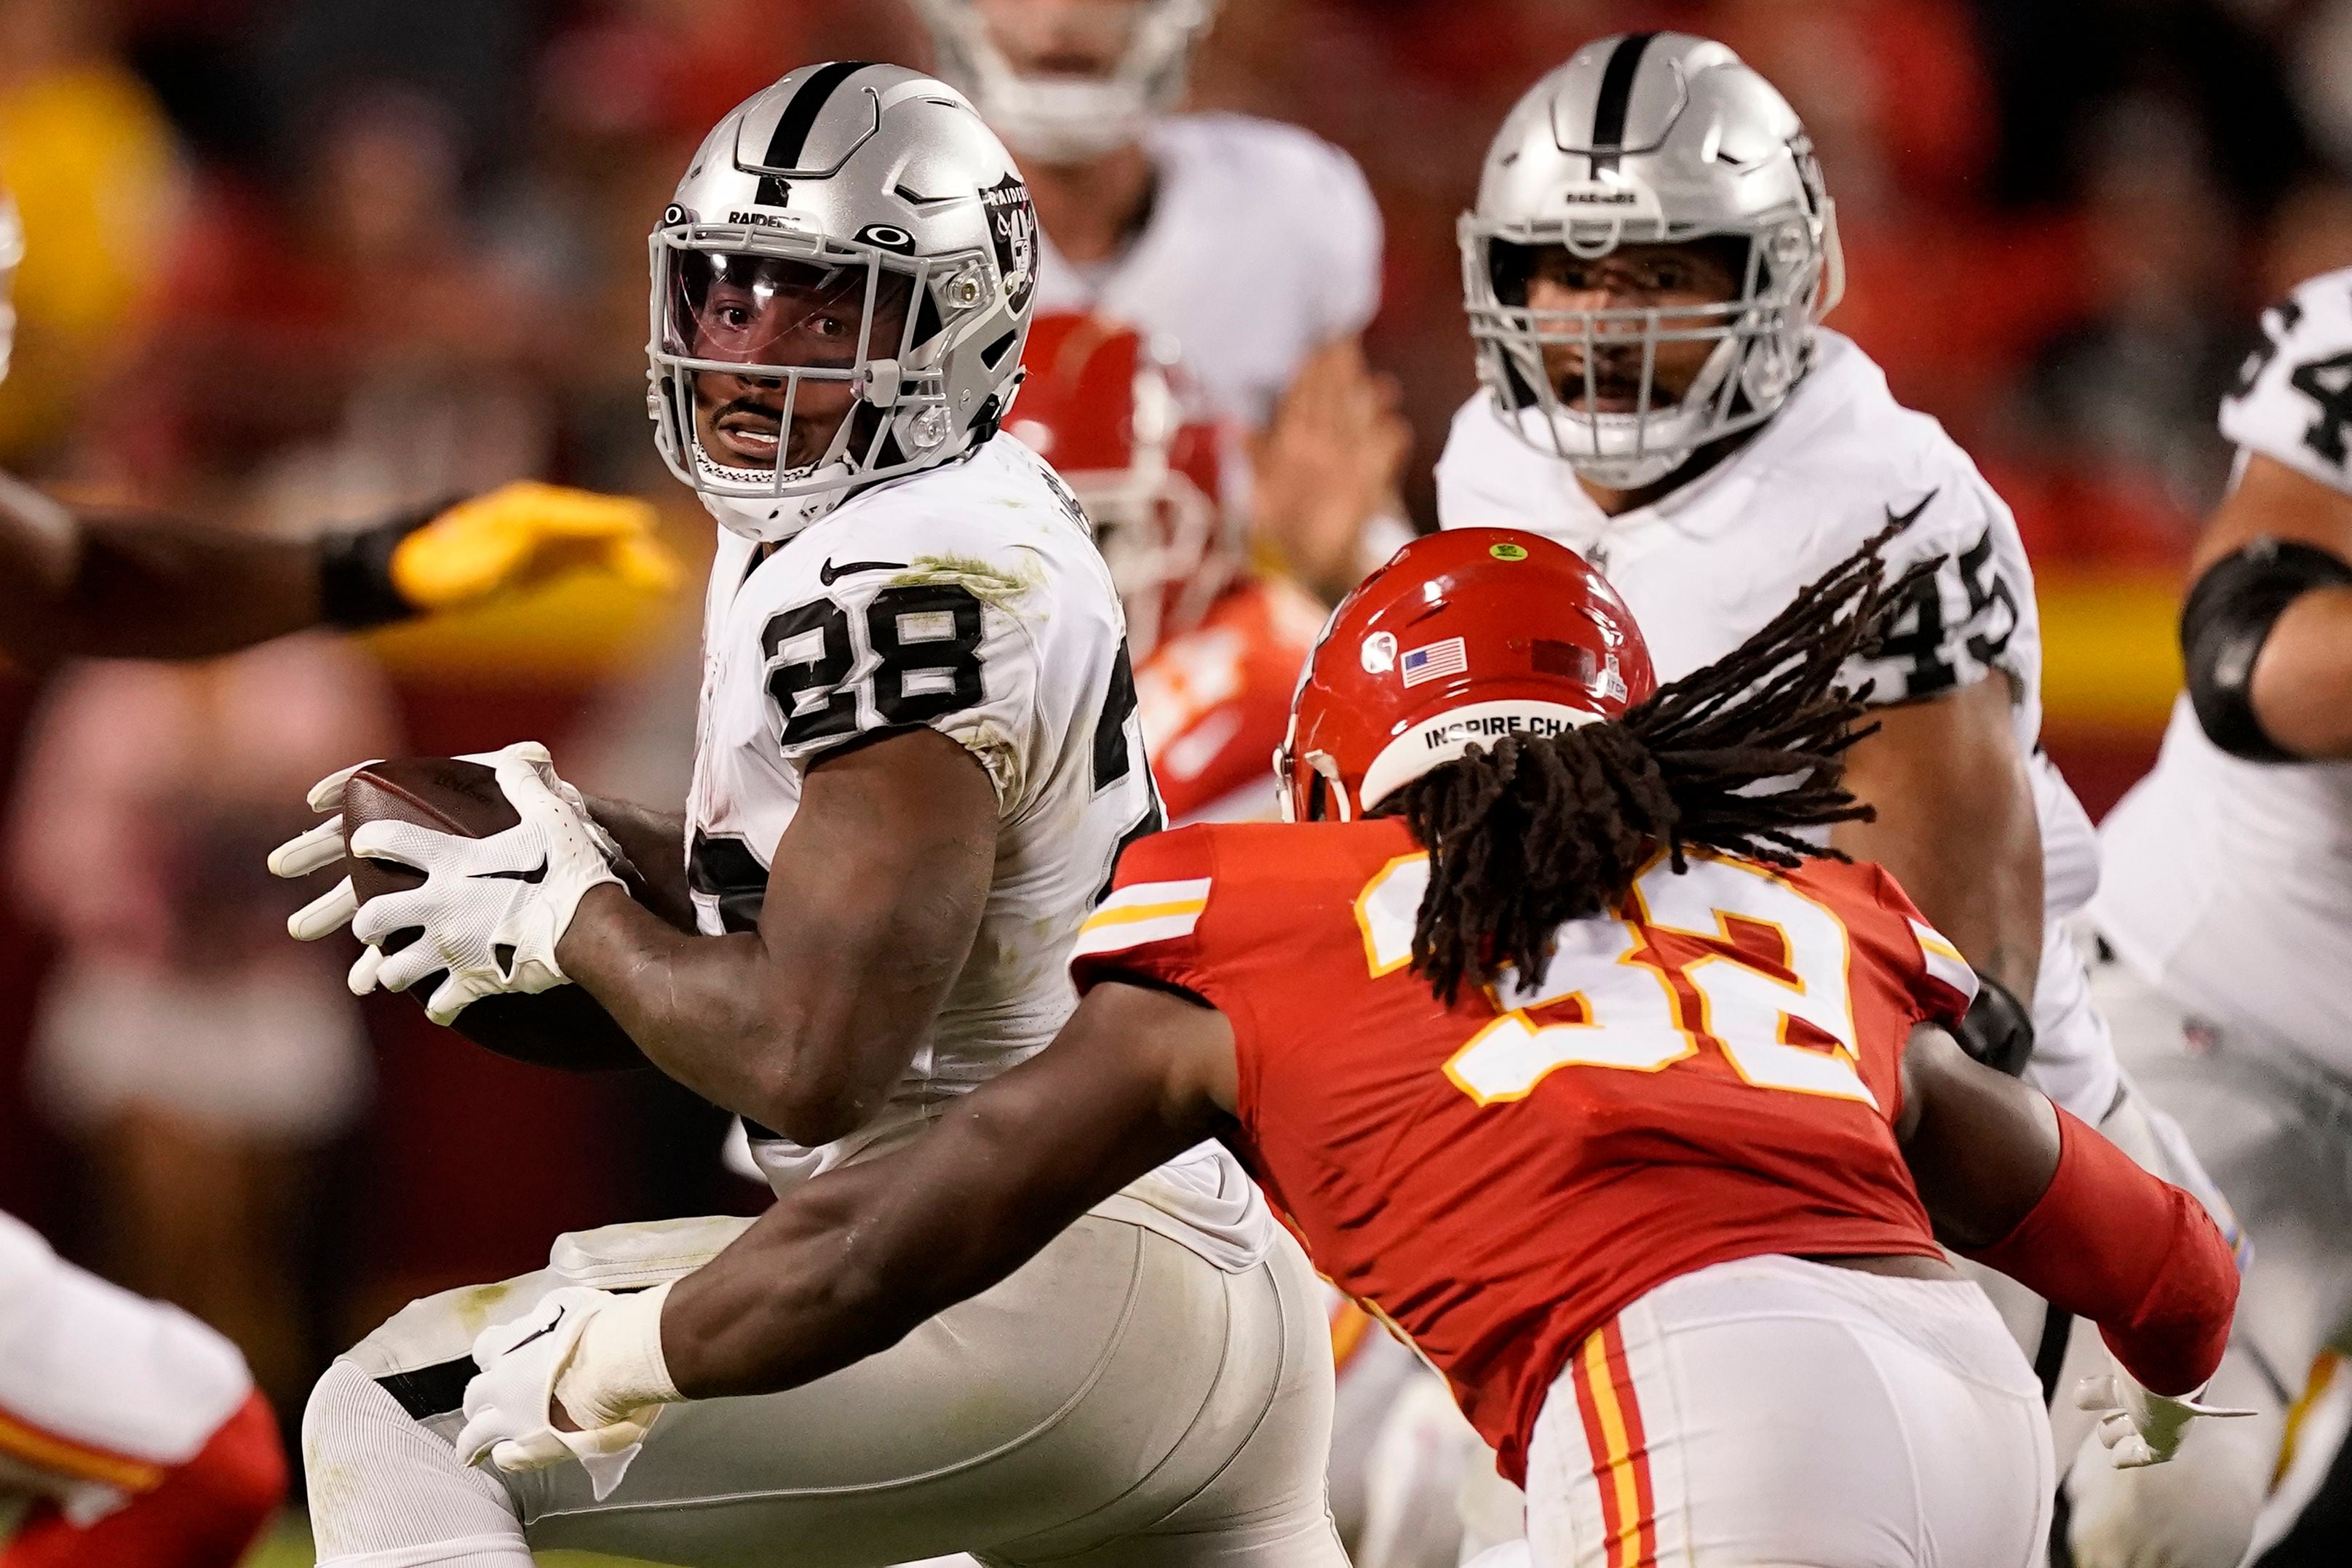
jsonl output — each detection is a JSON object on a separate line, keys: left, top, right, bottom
{"left": 648, "top": 63, "right": 1039, "bottom": 541}
{"left": 1461, "top": 33, "right": 1844, "bottom": 490}
{"left": 0, "top": 191, "right": 23, "bottom": 384}
{"left": 915, "top": 0, "right": 1218, "bottom": 163}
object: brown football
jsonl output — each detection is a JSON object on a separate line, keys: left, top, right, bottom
{"left": 341, "top": 757, "right": 648, "bottom": 1071}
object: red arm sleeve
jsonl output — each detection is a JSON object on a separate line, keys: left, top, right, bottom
{"left": 1963, "top": 1106, "right": 2240, "bottom": 1396}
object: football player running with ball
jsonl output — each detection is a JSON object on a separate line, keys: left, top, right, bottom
{"left": 451, "top": 528, "right": 2247, "bottom": 1568}
{"left": 2088, "top": 268, "right": 2352, "bottom": 1559}
{"left": 1434, "top": 33, "right": 2265, "bottom": 1563}
{"left": 277, "top": 65, "right": 1342, "bottom": 1568}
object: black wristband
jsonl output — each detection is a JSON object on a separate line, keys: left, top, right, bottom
{"left": 2180, "top": 536, "right": 2352, "bottom": 762}
{"left": 316, "top": 501, "right": 450, "bottom": 629}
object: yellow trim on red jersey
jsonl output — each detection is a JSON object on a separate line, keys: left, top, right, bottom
{"left": 0, "top": 1405, "right": 168, "bottom": 1493}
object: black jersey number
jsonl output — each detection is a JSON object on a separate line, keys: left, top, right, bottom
{"left": 1089, "top": 639, "right": 1163, "bottom": 904}
{"left": 2229, "top": 296, "right": 2303, "bottom": 401}
{"left": 763, "top": 584, "right": 988, "bottom": 748}
{"left": 2288, "top": 349, "right": 2352, "bottom": 468}
{"left": 1875, "top": 525, "right": 2014, "bottom": 698}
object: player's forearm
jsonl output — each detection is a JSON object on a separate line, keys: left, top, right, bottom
{"left": 659, "top": 1048, "right": 1200, "bottom": 1398}
{"left": 556, "top": 885, "right": 916, "bottom": 1142}
{"left": 658, "top": 1148, "right": 1010, "bottom": 1397}
{"left": 584, "top": 798, "right": 694, "bottom": 928}
{"left": 1832, "top": 682, "right": 2044, "bottom": 1003}
{"left": 0, "top": 508, "right": 327, "bottom": 666}
{"left": 1963, "top": 1108, "right": 2238, "bottom": 1396}
{"left": 2247, "top": 586, "right": 2352, "bottom": 757}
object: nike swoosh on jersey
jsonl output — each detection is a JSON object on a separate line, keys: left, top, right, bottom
{"left": 475, "top": 859, "right": 549, "bottom": 885}
{"left": 1883, "top": 489, "right": 1939, "bottom": 533}
{"left": 819, "top": 557, "right": 908, "bottom": 585}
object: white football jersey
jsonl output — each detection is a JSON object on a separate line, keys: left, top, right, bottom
{"left": 683, "top": 433, "right": 1269, "bottom": 1265}
{"left": 1437, "top": 330, "right": 2115, "bottom": 1119}
{"left": 2094, "top": 267, "right": 2352, "bottom": 1070}
{"left": 0, "top": 1210, "right": 251, "bottom": 1521}
{"left": 1030, "top": 113, "right": 1382, "bottom": 429}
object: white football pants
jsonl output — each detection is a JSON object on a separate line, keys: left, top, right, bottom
{"left": 303, "top": 1207, "right": 1343, "bottom": 1568}
{"left": 2073, "top": 945, "right": 2352, "bottom": 1567}
{"left": 1524, "top": 1254, "right": 2050, "bottom": 1568}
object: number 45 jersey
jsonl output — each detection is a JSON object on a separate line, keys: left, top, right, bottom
{"left": 687, "top": 433, "right": 1164, "bottom": 1190}
{"left": 1071, "top": 819, "right": 1968, "bottom": 1485}
{"left": 1437, "top": 329, "right": 2113, "bottom": 1121}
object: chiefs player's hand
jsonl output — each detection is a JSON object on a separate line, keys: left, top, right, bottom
{"left": 390, "top": 482, "right": 680, "bottom": 610}
{"left": 458, "top": 1287, "right": 660, "bottom": 1502}
{"left": 2075, "top": 1366, "right": 2254, "bottom": 1468}
{"left": 1249, "top": 338, "right": 1410, "bottom": 603}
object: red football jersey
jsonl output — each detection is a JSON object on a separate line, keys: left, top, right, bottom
{"left": 1137, "top": 577, "right": 1325, "bottom": 825}
{"left": 1070, "top": 818, "right": 1973, "bottom": 1483}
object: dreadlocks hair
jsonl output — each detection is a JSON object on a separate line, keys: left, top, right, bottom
{"left": 1394, "top": 522, "right": 1939, "bottom": 1005}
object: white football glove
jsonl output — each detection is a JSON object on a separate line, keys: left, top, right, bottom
{"left": 2074, "top": 1361, "right": 2255, "bottom": 1468}
{"left": 456, "top": 1287, "right": 665, "bottom": 1502}
{"left": 268, "top": 741, "right": 621, "bottom": 945}
{"left": 338, "top": 746, "right": 623, "bottom": 1023}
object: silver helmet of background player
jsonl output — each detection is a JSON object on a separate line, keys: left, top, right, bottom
{"left": 0, "top": 191, "right": 23, "bottom": 384}
{"left": 1460, "top": 33, "right": 1844, "bottom": 490}
{"left": 914, "top": 0, "right": 1219, "bottom": 162}
{"left": 648, "top": 62, "right": 1040, "bottom": 541}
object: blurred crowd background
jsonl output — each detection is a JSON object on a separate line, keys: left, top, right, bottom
{"left": 1, "top": 0, "right": 2346, "bottom": 1506}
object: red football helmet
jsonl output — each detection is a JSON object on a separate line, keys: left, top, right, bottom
{"left": 1008, "top": 313, "right": 1239, "bottom": 656}
{"left": 1277, "top": 528, "right": 1657, "bottom": 821}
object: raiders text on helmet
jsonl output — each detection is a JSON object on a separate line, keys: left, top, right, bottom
{"left": 648, "top": 63, "right": 1040, "bottom": 541}
{"left": 915, "top": 0, "right": 1220, "bottom": 163}
{"left": 1460, "top": 33, "right": 1845, "bottom": 490}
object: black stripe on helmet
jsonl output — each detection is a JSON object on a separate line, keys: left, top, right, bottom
{"left": 1588, "top": 32, "right": 1658, "bottom": 172}
{"left": 762, "top": 60, "right": 878, "bottom": 172}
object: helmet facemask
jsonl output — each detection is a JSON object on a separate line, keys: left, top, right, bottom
{"left": 648, "top": 221, "right": 1003, "bottom": 538}
{"left": 1461, "top": 164, "right": 1843, "bottom": 491}
{"left": 918, "top": 0, "right": 1217, "bottom": 163}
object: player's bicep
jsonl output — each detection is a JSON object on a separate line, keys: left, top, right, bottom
{"left": 1830, "top": 677, "right": 2042, "bottom": 1000}
{"left": 2197, "top": 450, "right": 2352, "bottom": 568}
{"left": 750, "top": 728, "right": 998, "bottom": 1131}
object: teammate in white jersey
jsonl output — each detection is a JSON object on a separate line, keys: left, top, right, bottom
{"left": 915, "top": 0, "right": 1402, "bottom": 598}
{"left": 1434, "top": 33, "right": 2263, "bottom": 1565}
{"left": 274, "top": 65, "right": 1339, "bottom": 1568}
{"left": 2089, "top": 266, "right": 2352, "bottom": 1562}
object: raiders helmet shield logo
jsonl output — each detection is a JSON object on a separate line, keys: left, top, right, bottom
{"left": 982, "top": 174, "right": 1038, "bottom": 317}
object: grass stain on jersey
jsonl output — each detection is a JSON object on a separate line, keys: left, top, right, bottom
{"left": 450, "top": 1278, "right": 520, "bottom": 1338}
{"left": 945, "top": 716, "right": 1025, "bottom": 804}
{"left": 892, "top": 553, "right": 1041, "bottom": 610}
